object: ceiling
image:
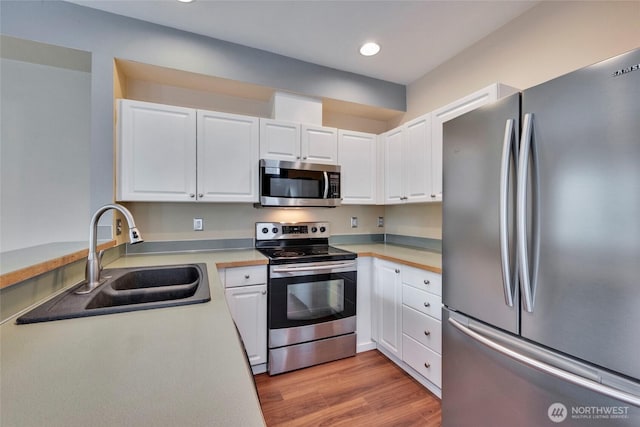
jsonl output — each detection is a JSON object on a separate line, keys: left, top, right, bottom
{"left": 66, "top": 0, "right": 538, "bottom": 85}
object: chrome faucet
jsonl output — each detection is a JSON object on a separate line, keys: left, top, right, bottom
{"left": 75, "top": 203, "right": 143, "bottom": 294}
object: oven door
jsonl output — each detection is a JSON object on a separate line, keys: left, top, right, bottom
{"left": 268, "top": 261, "right": 356, "bottom": 348}
{"left": 259, "top": 159, "right": 341, "bottom": 207}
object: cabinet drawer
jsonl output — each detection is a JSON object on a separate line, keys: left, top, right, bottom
{"left": 224, "top": 266, "right": 267, "bottom": 287}
{"left": 402, "top": 305, "right": 442, "bottom": 354}
{"left": 402, "top": 266, "right": 441, "bottom": 296}
{"left": 402, "top": 334, "right": 442, "bottom": 387}
{"left": 403, "top": 285, "right": 442, "bottom": 320}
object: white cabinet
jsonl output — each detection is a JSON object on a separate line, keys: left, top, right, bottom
{"left": 338, "top": 130, "right": 378, "bottom": 204}
{"left": 117, "top": 99, "right": 197, "bottom": 202}
{"left": 222, "top": 266, "right": 268, "bottom": 369}
{"left": 117, "top": 99, "right": 259, "bottom": 203}
{"left": 196, "top": 110, "right": 259, "bottom": 202}
{"left": 383, "top": 113, "right": 433, "bottom": 204}
{"left": 401, "top": 266, "right": 443, "bottom": 388}
{"left": 430, "top": 83, "right": 518, "bottom": 201}
{"left": 259, "top": 118, "right": 338, "bottom": 164}
{"left": 374, "top": 259, "right": 403, "bottom": 359}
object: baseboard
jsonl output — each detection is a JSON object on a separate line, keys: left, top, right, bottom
{"left": 251, "top": 363, "right": 267, "bottom": 375}
{"left": 376, "top": 346, "right": 442, "bottom": 399}
{"left": 357, "top": 341, "right": 377, "bottom": 353}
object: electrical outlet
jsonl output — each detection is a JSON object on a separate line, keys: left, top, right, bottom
{"left": 193, "top": 218, "right": 203, "bottom": 231}
{"left": 351, "top": 217, "right": 358, "bottom": 228}
{"left": 116, "top": 219, "right": 123, "bottom": 235}
{"left": 378, "top": 217, "right": 384, "bottom": 227}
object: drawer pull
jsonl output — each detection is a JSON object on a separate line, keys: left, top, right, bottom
{"left": 424, "top": 330, "right": 431, "bottom": 336}
{"left": 424, "top": 302, "right": 431, "bottom": 308}
{"left": 424, "top": 362, "right": 431, "bottom": 369}
{"left": 424, "top": 280, "right": 430, "bottom": 285}
{"left": 261, "top": 290, "right": 267, "bottom": 295}
{"left": 244, "top": 274, "right": 250, "bottom": 279}
{"left": 395, "top": 269, "right": 400, "bottom": 274}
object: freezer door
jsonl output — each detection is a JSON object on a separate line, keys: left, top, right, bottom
{"left": 443, "top": 93, "right": 520, "bottom": 334}
{"left": 519, "top": 48, "right": 640, "bottom": 380}
{"left": 442, "top": 309, "right": 640, "bottom": 427}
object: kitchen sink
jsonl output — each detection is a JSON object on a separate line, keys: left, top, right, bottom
{"left": 16, "top": 264, "right": 210, "bottom": 324}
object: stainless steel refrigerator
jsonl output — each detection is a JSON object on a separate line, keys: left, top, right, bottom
{"left": 442, "top": 48, "right": 640, "bottom": 426}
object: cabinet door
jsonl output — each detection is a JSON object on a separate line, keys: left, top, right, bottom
{"left": 383, "top": 128, "right": 404, "bottom": 204}
{"left": 259, "top": 118, "right": 300, "bottom": 161}
{"left": 225, "top": 284, "right": 267, "bottom": 366}
{"left": 403, "top": 114, "right": 432, "bottom": 203}
{"left": 117, "top": 99, "right": 196, "bottom": 201}
{"left": 197, "top": 110, "right": 259, "bottom": 202}
{"left": 376, "top": 260, "right": 402, "bottom": 358}
{"left": 301, "top": 125, "right": 338, "bottom": 164}
{"left": 431, "top": 83, "right": 516, "bottom": 201}
{"left": 338, "top": 130, "right": 377, "bottom": 204}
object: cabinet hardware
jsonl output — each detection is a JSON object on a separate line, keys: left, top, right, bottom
{"left": 424, "top": 302, "right": 431, "bottom": 308}
{"left": 261, "top": 290, "right": 267, "bottom": 295}
{"left": 189, "top": 193, "right": 195, "bottom": 198}
{"left": 198, "top": 193, "right": 204, "bottom": 198}
{"left": 244, "top": 274, "right": 250, "bottom": 279}
{"left": 424, "top": 362, "right": 431, "bottom": 369}
{"left": 424, "top": 330, "right": 431, "bottom": 336}
{"left": 430, "top": 194, "right": 436, "bottom": 198}
{"left": 395, "top": 269, "right": 400, "bottom": 274}
{"left": 424, "top": 280, "right": 430, "bottom": 285}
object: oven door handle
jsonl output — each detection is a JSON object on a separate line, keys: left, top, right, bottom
{"left": 272, "top": 261, "right": 356, "bottom": 273}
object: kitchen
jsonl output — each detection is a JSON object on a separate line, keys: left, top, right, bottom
{"left": 1, "top": 1, "right": 639, "bottom": 426}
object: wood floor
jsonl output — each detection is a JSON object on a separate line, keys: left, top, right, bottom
{"left": 255, "top": 350, "right": 442, "bottom": 426}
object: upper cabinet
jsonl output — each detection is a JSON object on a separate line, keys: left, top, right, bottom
{"left": 117, "top": 99, "right": 259, "bottom": 203}
{"left": 259, "top": 118, "right": 338, "bottom": 165}
{"left": 383, "top": 113, "right": 433, "bottom": 204}
{"left": 117, "top": 99, "right": 197, "bottom": 202}
{"left": 430, "top": 83, "right": 518, "bottom": 201}
{"left": 338, "top": 130, "right": 378, "bottom": 205}
{"left": 196, "top": 110, "right": 259, "bottom": 203}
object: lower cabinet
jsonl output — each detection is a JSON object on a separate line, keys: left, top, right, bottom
{"left": 222, "top": 266, "right": 268, "bottom": 372}
{"left": 372, "top": 258, "right": 442, "bottom": 396}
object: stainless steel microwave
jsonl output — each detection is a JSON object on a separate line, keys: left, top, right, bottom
{"left": 259, "top": 159, "right": 341, "bottom": 207}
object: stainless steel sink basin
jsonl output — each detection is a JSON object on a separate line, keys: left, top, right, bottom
{"left": 16, "top": 264, "right": 210, "bottom": 324}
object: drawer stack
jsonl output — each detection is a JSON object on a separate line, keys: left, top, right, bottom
{"left": 401, "top": 266, "right": 442, "bottom": 387}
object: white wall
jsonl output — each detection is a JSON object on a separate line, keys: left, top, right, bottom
{"left": 0, "top": 57, "right": 91, "bottom": 251}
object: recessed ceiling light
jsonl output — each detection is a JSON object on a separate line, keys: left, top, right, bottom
{"left": 177, "top": 0, "right": 194, "bottom": 3}
{"left": 359, "top": 42, "right": 381, "bottom": 57}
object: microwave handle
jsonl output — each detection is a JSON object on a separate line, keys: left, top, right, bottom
{"left": 323, "top": 171, "right": 329, "bottom": 198}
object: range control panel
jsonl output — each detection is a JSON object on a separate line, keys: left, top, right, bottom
{"left": 256, "top": 222, "right": 330, "bottom": 240}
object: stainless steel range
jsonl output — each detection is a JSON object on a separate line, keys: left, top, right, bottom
{"left": 255, "top": 222, "right": 357, "bottom": 375}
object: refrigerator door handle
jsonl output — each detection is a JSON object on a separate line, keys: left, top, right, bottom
{"left": 449, "top": 317, "right": 640, "bottom": 407}
{"left": 517, "top": 113, "right": 535, "bottom": 312}
{"left": 499, "top": 119, "right": 517, "bottom": 307}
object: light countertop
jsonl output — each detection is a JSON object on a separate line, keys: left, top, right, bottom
{"left": 0, "top": 243, "right": 440, "bottom": 427}
{"left": 334, "top": 243, "right": 442, "bottom": 274}
{"left": 0, "top": 249, "right": 268, "bottom": 427}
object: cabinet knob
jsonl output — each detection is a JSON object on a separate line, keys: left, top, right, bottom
{"left": 244, "top": 274, "right": 250, "bottom": 279}
{"left": 395, "top": 269, "right": 400, "bottom": 274}
{"left": 198, "top": 193, "right": 204, "bottom": 198}
{"left": 424, "top": 302, "right": 431, "bottom": 308}
{"left": 296, "top": 156, "right": 301, "bottom": 160}
{"left": 424, "top": 362, "right": 431, "bottom": 369}
{"left": 261, "top": 290, "right": 267, "bottom": 295}
{"left": 430, "top": 194, "right": 436, "bottom": 198}
{"left": 303, "top": 156, "right": 307, "bottom": 160}
{"left": 424, "top": 330, "right": 431, "bottom": 336}
{"left": 424, "top": 280, "right": 430, "bottom": 285}
{"left": 189, "top": 193, "right": 195, "bottom": 198}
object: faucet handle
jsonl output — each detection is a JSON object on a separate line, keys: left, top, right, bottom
{"left": 98, "top": 250, "right": 105, "bottom": 271}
